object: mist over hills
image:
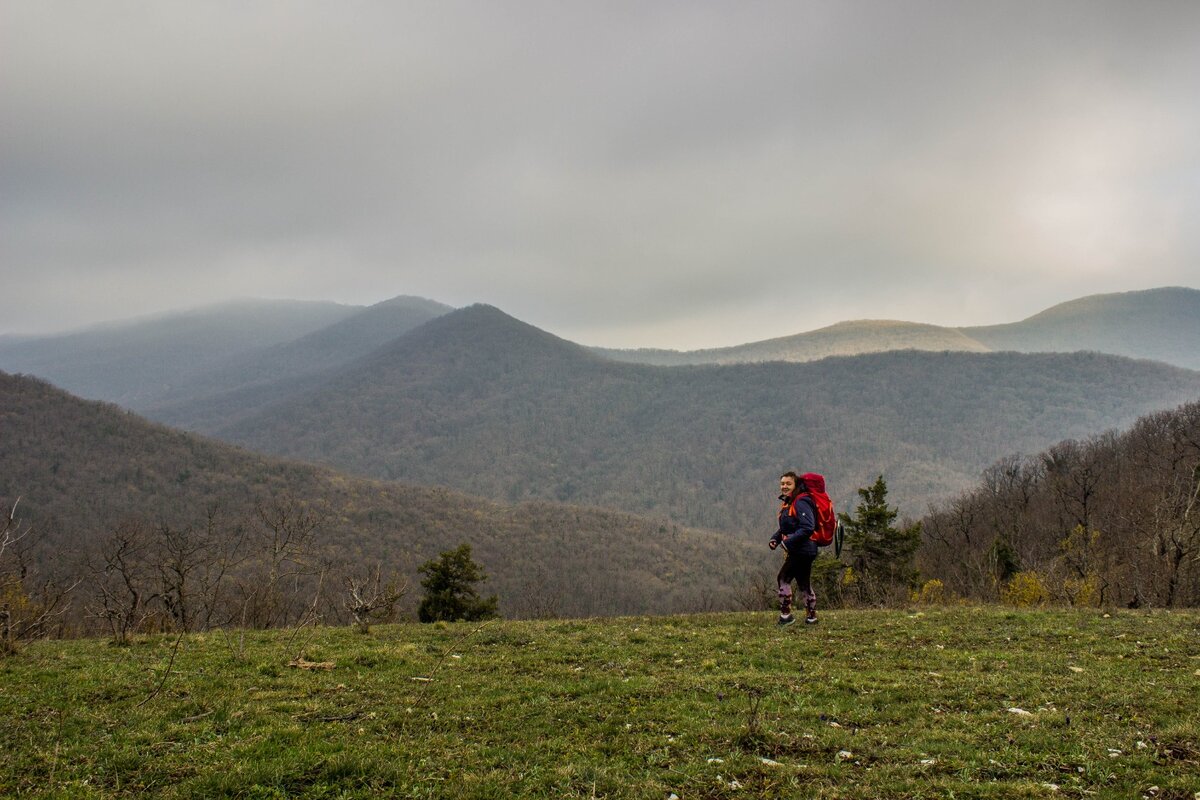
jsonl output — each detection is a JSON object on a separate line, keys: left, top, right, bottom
{"left": 140, "top": 295, "right": 452, "bottom": 429}
{"left": 0, "top": 371, "right": 760, "bottom": 618}
{"left": 4, "top": 287, "right": 1197, "bottom": 418}
{"left": 213, "top": 304, "right": 1200, "bottom": 532}
{"left": 3, "top": 286, "right": 1199, "bottom": 535}
{"left": 0, "top": 295, "right": 451, "bottom": 420}
{"left": 595, "top": 287, "right": 1200, "bottom": 370}
{"left": 0, "top": 299, "right": 360, "bottom": 406}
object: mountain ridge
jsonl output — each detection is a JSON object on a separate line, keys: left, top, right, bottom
{"left": 211, "top": 304, "right": 1200, "bottom": 531}
{"left": 142, "top": 295, "right": 452, "bottom": 428}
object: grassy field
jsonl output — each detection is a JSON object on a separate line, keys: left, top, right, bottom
{"left": 2, "top": 607, "right": 1198, "bottom": 799}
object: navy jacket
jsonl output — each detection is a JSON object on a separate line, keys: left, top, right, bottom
{"left": 771, "top": 494, "right": 818, "bottom": 557}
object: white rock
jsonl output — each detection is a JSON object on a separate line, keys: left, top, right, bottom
{"left": 1007, "top": 707, "right": 1033, "bottom": 716}
{"left": 837, "top": 750, "right": 854, "bottom": 759}
{"left": 761, "top": 758, "right": 781, "bottom": 766}
{"left": 706, "top": 758, "right": 724, "bottom": 764}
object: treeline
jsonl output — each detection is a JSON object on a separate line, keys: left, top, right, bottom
{"left": 1, "top": 487, "right": 767, "bottom": 653}
{"left": 919, "top": 400, "right": 1200, "bottom": 608}
{"left": 1, "top": 495, "right": 411, "bottom": 652}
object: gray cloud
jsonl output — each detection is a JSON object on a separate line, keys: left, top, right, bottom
{"left": 3, "top": 0, "right": 1199, "bottom": 346}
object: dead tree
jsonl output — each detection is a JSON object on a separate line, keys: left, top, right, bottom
{"left": 344, "top": 564, "right": 407, "bottom": 634}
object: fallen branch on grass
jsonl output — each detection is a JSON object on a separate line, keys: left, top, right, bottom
{"left": 288, "top": 657, "right": 335, "bottom": 670}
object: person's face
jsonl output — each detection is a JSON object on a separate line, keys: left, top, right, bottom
{"left": 779, "top": 476, "right": 796, "bottom": 496}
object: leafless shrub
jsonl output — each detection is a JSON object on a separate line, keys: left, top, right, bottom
{"left": 343, "top": 563, "right": 407, "bottom": 634}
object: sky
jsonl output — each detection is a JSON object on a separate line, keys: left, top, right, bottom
{"left": 3, "top": 1, "right": 1199, "bottom": 349}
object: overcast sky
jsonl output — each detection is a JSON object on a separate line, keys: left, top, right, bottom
{"left": 3, "top": 1, "right": 1199, "bottom": 348}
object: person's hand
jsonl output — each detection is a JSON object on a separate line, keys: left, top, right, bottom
{"left": 768, "top": 540, "right": 778, "bottom": 550}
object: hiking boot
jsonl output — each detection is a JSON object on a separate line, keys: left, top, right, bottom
{"left": 777, "top": 614, "right": 796, "bottom": 628}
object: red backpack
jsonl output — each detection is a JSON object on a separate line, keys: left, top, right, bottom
{"left": 790, "top": 472, "right": 838, "bottom": 547}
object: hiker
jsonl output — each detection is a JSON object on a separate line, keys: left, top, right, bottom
{"left": 769, "top": 471, "right": 819, "bottom": 626}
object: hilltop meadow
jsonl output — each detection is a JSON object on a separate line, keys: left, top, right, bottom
{"left": 3, "top": 607, "right": 1198, "bottom": 799}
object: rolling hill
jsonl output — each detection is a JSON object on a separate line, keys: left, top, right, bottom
{"left": 213, "top": 304, "right": 1200, "bottom": 531}
{"left": 961, "top": 286, "right": 1200, "bottom": 369}
{"left": 0, "top": 371, "right": 762, "bottom": 619}
{"left": 594, "top": 287, "right": 1200, "bottom": 369}
{"left": 594, "top": 320, "right": 991, "bottom": 365}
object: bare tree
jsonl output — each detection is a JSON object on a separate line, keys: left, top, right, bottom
{"left": 87, "top": 521, "right": 158, "bottom": 644}
{"left": 1144, "top": 464, "right": 1200, "bottom": 606}
{"left": 231, "top": 494, "right": 326, "bottom": 629}
{"left": 2, "top": 499, "right": 79, "bottom": 654}
{"left": 155, "top": 506, "right": 247, "bottom": 632}
{"left": 1042, "top": 438, "right": 1115, "bottom": 535}
{"left": 1, "top": 498, "right": 27, "bottom": 562}
{"left": 343, "top": 563, "right": 407, "bottom": 634}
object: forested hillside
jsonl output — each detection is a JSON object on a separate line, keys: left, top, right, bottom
{"left": 0, "top": 372, "right": 761, "bottom": 624}
{"left": 919, "top": 399, "right": 1200, "bottom": 608}
{"left": 216, "top": 304, "right": 1200, "bottom": 532}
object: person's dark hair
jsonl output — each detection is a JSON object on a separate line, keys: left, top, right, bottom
{"left": 780, "top": 470, "right": 807, "bottom": 492}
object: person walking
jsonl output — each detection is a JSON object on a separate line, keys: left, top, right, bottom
{"left": 769, "top": 471, "right": 819, "bottom": 626}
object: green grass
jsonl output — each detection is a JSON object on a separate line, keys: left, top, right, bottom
{"left": 2, "top": 607, "right": 1198, "bottom": 799}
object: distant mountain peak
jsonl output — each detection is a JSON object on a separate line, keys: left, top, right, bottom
{"left": 354, "top": 302, "right": 597, "bottom": 372}
{"left": 367, "top": 295, "right": 454, "bottom": 313}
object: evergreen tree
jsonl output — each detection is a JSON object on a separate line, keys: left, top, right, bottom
{"left": 417, "top": 544, "right": 498, "bottom": 623}
{"left": 840, "top": 475, "right": 922, "bottom": 603}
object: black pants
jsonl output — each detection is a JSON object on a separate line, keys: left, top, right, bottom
{"left": 777, "top": 551, "right": 817, "bottom": 617}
